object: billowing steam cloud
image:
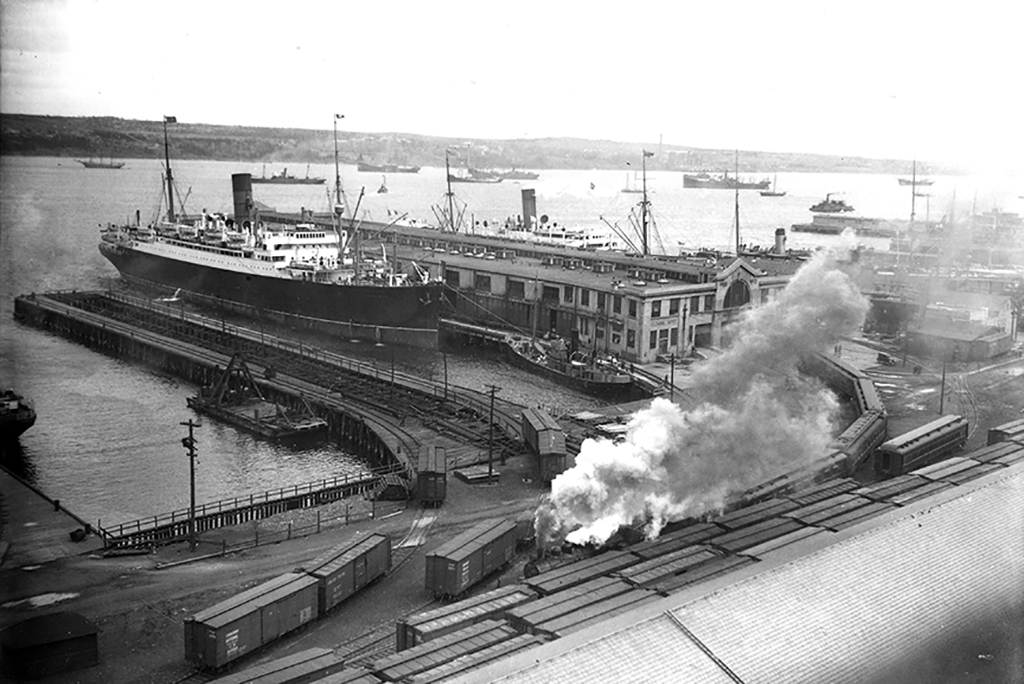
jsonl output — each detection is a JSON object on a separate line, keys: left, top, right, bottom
{"left": 537, "top": 250, "right": 869, "bottom": 546}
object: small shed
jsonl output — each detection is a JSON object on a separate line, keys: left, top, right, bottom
{"left": 1, "top": 612, "right": 99, "bottom": 680}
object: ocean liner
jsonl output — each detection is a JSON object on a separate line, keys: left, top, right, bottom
{"left": 98, "top": 118, "right": 440, "bottom": 348}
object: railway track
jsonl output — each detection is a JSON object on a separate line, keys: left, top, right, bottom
{"left": 51, "top": 292, "right": 523, "bottom": 462}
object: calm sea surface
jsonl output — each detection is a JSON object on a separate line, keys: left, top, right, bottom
{"left": 1, "top": 156, "right": 1020, "bottom": 525}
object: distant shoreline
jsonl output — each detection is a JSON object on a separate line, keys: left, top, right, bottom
{"left": 0, "top": 113, "right": 967, "bottom": 175}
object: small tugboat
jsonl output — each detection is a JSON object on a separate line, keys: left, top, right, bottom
{"left": 187, "top": 354, "right": 327, "bottom": 443}
{"left": 501, "top": 334, "right": 648, "bottom": 401}
{"left": 809, "top": 193, "right": 855, "bottom": 213}
{"left": 0, "top": 388, "right": 37, "bottom": 440}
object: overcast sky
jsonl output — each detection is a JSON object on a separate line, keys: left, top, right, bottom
{"left": 1, "top": 0, "right": 1020, "bottom": 172}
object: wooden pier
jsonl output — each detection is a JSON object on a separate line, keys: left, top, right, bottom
{"left": 13, "top": 290, "right": 529, "bottom": 547}
{"left": 98, "top": 466, "right": 399, "bottom": 549}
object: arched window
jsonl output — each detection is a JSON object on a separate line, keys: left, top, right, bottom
{"left": 723, "top": 280, "right": 751, "bottom": 309}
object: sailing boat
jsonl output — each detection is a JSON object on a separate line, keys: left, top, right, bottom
{"left": 621, "top": 172, "right": 644, "bottom": 194}
{"left": 897, "top": 161, "right": 934, "bottom": 186}
{"left": 759, "top": 173, "right": 786, "bottom": 197}
{"left": 377, "top": 175, "right": 389, "bottom": 194}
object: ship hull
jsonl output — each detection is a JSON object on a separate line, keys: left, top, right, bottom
{"left": 250, "top": 178, "right": 325, "bottom": 185}
{"left": 501, "top": 340, "right": 647, "bottom": 401}
{"left": 683, "top": 176, "right": 770, "bottom": 190}
{"left": 99, "top": 242, "right": 440, "bottom": 348}
{"left": 357, "top": 162, "right": 420, "bottom": 173}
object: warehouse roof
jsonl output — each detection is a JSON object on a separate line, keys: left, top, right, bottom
{"left": 459, "top": 461, "right": 1024, "bottom": 683}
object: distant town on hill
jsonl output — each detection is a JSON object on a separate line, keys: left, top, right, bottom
{"left": 0, "top": 114, "right": 964, "bottom": 175}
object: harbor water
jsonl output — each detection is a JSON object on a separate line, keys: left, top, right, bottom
{"left": 1, "top": 155, "right": 1020, "bottom": 526}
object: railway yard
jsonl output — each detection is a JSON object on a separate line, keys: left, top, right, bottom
{"left": 1, "top": 290, "right": 1023, "bottom": 683}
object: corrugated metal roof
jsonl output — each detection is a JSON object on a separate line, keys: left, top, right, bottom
{"left": 459, "top": 463, "right": 1024, "bottom": 684}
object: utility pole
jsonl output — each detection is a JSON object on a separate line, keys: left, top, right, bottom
{"left": 939, "top": 362, "right": 947, "bottom": 415}
{"left": 180, "top": 419, "right": 201, "bottom": 550}
{"left": 485, "top": 384, "right": 502, "bottom": 478}
{"left": 669, "top": 353, "right": 676, "bottom": 402}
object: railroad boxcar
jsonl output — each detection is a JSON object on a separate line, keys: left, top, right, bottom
{"left": 306, "top": 533, "right": 392, "bottom": 614}
{"left": 209, "top": 647, "right": 342, "bottom": 683}
{"left": 184, "top": 572, "right": 319, "bottom": 669}
{"left": 731, "top": 450, "right": 849, "bottom": 508}
{"left": 987, "top": 418, "right": 1024, "bottom": 446}
{"left": 371, "top": 620, "right": 519, "bottom": 682}
{"left": 396, "top": 584, "right": 537, "bottom": 651}
{"left": 425, "top": 519, "right": 518, "bottom": 598}
{"left": 854, "top": 376, "right": 885, "bottom": 414}
{"left": 875, "top": 414, "right": 968, "bottom": 479}
{"left": 800, "top": 353, "right": 862, "bottom": 402}
{"left": 521, "top": 408, "right": 567, "bottom": 481}
{"left": 416, "top": 445, "right": 447, "bottom": 506}
{"left": 829, "top": 408, "right": 888, "bottom": 472}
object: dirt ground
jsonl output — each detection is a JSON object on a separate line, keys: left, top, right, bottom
{"left": 2, "top": 338, "right": 1022, "bottom": 684}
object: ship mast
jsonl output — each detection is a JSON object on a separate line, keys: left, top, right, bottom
{"left": 332, "top": 114, "right": 349, "bottom": 218}
{"left": 445, "top": 150, "right": 456, "bottom": 232}
{"left": 734, "top": 149, "right": 741, "bottom": 255}
{"left": 163, "top": 115, "right": 176, "bottom": 222}
{"left": 641, "top": 151, "right": 650, "bottom": 256}
{"left": 910, "top": 159, "right": 917, "bottom": 225}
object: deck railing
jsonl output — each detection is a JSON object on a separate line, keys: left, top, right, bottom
{"left": 98, "top": 462, "right": 404, "bottom": 543}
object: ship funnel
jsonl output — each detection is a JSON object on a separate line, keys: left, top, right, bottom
{"left": 232, "top": 173, "right": 254, "bottom": 223}
{"left": 521, "top": 188, "right": 537, "bottom": 231}
{"left": 774, "top": 227, "right": 787, "bottom": 255}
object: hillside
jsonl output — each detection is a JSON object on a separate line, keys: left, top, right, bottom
{"left": 0, "top": 114, "right": 961, "bottom": 175}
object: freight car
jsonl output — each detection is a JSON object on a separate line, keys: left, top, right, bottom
{"left": 729, "top": 450, "right": 850, "bottom": 510}
{"left": 425, "top": 519, "right": 518, "bottom": 598}
{"left": 396, "top": 584, "right": 537, "bottom": 651}
{"left": 209, "top": 647, "right": 343, "bottom": 683}
{"left": 987, "top": 418, "right": 1024, "bottom": 446}
{"left": 829, "top": 408, "right": 888, "bottom": 472}
{"left": 416, "top": 445, "right": 447, "bottom": 506}
{"left": 185, "top": 573, "right": 320, "bottom": 669}
{"left": 306, "top": 534, "right": 392, "bottom": 614}
{"left": 875, "top": 415, "right": 968, "bottom": 479}
{"left": 521, "top": 408, "right": 567, "bottom": 481}
{"left": 186, "top": 534, "right": 392, "bottom": 671}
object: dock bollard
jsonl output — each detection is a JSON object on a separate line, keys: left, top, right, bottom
{"left": 53, "top": 499, "right": 60, "bottom": 512}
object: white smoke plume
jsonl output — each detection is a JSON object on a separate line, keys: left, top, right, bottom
{"left": 537, "top": 250, "right": 869, "bottom": 546}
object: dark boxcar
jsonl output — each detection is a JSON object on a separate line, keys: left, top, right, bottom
{"left": 185, "top": 573, "right": 319, "bottom": 669}
{"left": 986, "top": 418, "right": 1024, "bottom": 446}
{"left": 522, "top": 409, "right": 567, "bottom": 482}
{"left": 507, "top": 577, "right": 631, "bottom": 634}
{"left": 409, "top": 633, "right": 544, "bottom": 683}
{"left": 417, "top": 445, "right": 447, "bottom": 505}
{"left": 425, "top": 519, "right": 517, "bottom": 598}
{"left": 316, "top": 667, "right": 382, "bottom": 683}
{"left": 372, "top": 620, "right": 517, "bottom": 682}
{"left": 397, "top": 584, "right": 537, "bottom": 651}
{"left": 533, "top": 589, "right": 661, "bottom": 638}
{"left": 308, "top": 533, "right": 391, "bottom": 614}
{"left": 210, "top": 647, "right": 342, "bottom": 684}
{"left": 522, "top": 550, "right": 641, "bottom": 596}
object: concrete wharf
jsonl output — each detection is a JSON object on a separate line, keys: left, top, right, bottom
{"left": 13, "top": 291, "right": 527, "bottom": 548}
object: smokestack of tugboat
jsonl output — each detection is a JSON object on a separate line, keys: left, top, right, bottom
{"left": 232, "top": 173, "right": 254, "bottom": 226}
{"left": 775, "top": 228, "right": 787, "bottom": 255}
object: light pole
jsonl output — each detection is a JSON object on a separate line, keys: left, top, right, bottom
{"left": 180, "top": 419, "right": 201, "bottom": 550}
